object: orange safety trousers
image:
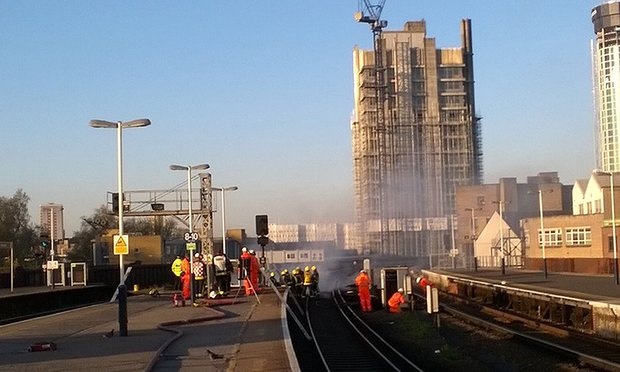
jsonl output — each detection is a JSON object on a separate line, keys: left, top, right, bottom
{"left": 358, "top": 288, "right": 371, "bottom": 312}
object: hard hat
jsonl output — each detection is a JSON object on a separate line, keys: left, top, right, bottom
{"left": 311, "top": 266, "right": 316, "bottom": 271}
{"left": 416, "top": 277, "right": 421, "bottom": 283}
{"left": 304, "top": 266, "right": 310, "bottom": 271}
{"left": 295, "top": 266, "right": 300, "bottom": 270}
{"left": 242, "top": 247, "right": 247, "bottom": 252}
{"left": 270, "top": 272, "right": 275, "bottom": 277}
{"left": 249, "top": 250, "right": 255, "bottom": 255}
{"left": 194, "top": 253, "right": 200, "bottom": 258}
{"left": 398, "top": 288, "right": 404, "bottom": 293}
{"left": 360, "top": 269, "right": 366, "bottom": 273}
{"left": 283, "top": 269, "right": 288, "bottom": 273}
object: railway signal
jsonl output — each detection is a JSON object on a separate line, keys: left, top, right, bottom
{"left": 255, "top": 214, "right": 268, "bottom": 237}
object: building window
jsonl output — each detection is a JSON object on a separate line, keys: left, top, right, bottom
{"left": 539, "top": 228, "right": 562, "bottom": 246}
{"left": 565, "top": 227, "right": 591, "bottom": 246}
{"left": 286, "top": 252, "right": 296, "bottom": 260}
{"left": 595, "top": 200, "right": 602, "bottom": 214}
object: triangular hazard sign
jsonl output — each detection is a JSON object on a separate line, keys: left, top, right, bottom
{"left": 116, "top": 236, "right": 127, "bottom": 248}
{"left": 114, "top": 235, "right": 129, "bottom": 255}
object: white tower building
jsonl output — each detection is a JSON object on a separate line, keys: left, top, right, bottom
{"left": 592, "top": 1, "right": 620, "bottom": 172}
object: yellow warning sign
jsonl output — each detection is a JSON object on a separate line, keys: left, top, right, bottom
{"left": 171, "top": 258, "right": 183, "bottom": 277}
{"left": 114, "top": 234, "right": 129, "bottom": 255}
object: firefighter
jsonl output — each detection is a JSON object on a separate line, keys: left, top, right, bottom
{"left": 292, "top": 267, "right": 303, "bottom": 296}
{"left": 280, "top": 268, "right": 292, "bottom": 288}
{"left": 310, "top": 265, "right": 319, "bottom": 296}
{"left": 355, "top": 269, "right": 372, "bottom": 312}
{"left": 269, "top": 272, "right": 278, "bottom": 287}
{"left": 302, "top": 266, "right": 313, "bottom": 298}
{"left": 388, "top": 288, "right": 406, "bottom": 313}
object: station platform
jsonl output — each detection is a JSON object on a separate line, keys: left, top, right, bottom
{"left": 428, "top": 268, "right": 620, "bottom": 304}
{"left": 0, "top": 289, "right": 298, "bottom": 371}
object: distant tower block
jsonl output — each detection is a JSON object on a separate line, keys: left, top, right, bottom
{"left": 40, "top": 203, "right": 65, "bottom": 240}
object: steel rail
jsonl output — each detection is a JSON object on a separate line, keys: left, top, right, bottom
{"left": 332, "top": 289, "right": 424, "bottom": 372}
{"left": 417, "top": 290, "right": 620, "bottom": 372}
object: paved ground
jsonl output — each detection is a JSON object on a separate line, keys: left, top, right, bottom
{"left": 0, "top": 289, "right": 297, "bottom": 371}
{"left": 432, "top": 268, "right": 620, "bottom": 303}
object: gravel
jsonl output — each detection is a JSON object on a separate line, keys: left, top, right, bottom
{"left": 359, "top": 306, "right": 601, "bottom": 371}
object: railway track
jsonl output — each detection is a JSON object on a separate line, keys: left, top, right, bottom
{"left": 430, "top": 291, "right": 620, "bottom": 371}
{"left": 297, "top": 288, "right": 423, "bottom": 372}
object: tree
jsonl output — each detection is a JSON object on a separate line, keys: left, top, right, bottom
{"left": 124, "top": 216, "right": 183, "bottom": 240}
{"left": 0, "top": 189, "right": 37, "bottom": 267}
{"left": 69, "top": 206, "right": 184, "bottom": 263}
{"left": 68, "top": 206, "right": 114, "bottom": 263}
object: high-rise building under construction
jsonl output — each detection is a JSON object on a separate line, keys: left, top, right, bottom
{"left": 351, "top": 19, "right": 482, "bottom": 259}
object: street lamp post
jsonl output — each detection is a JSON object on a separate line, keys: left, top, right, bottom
{"left": 90, "top": 118, "right": 151, "bottom": 337}
{"left": 491, "top": 200, "right": 509, "bottom": 274}
{"left": 594, "top": 170, "right": 620, "bottom": 285}
{"left": 212, "top": 186, "right": 238, "bottom": 256}
{"left": 536, "top": 189, "right": 553, "bottom": 279}
{"left": 90, "top": 119, "right": 151, "bottom": 286}
{"left": 170, "top": 163, "right": 210, "bottom": 304}
{"left": 465, "top": 207, "right": 481, "bottom": 267}
{"left": 450, "top": 214, "right": 456, "bottom": 269}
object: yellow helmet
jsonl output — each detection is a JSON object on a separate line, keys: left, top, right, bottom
{"left": 304, "top": 266, "right": 310, "bottom": 271}
{"left": 270, "top": 272, "right": 275, "bottom": 277}
{"left": 283, "top": 268, "right": 288, "bottom": 273}
{"left": 311, "top": 266, "right": 316, "bottom": 271}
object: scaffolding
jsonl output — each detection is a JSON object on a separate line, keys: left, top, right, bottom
{"left": 352, "top": 19, "right": 483, "bottom": 258}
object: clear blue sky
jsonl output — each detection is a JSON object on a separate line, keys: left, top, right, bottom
{"left": 0, "top": 1, "right": 604, "bottom": 236}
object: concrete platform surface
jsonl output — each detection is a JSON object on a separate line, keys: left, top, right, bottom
{"left": 0, "top": 290, "right": 297, "bottom": 371}
{"left": 431, "top": 268, "right": 620, "bottom": 303}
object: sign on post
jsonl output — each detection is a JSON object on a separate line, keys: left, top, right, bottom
{"left": 184, "top": 232, "right": 199, "bottom": 242}
{"left": 113, "top": 235, "right": 129, "bottom": 255}
{"left": 186, "top": 242, "right": 197, "bottom": 251}
{"left": 427, "top": 287, "right": 439, "bottom": 314}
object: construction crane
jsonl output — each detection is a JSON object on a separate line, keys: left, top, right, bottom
{"left": 355, "top": 0, "right": 389, "bottom": 254}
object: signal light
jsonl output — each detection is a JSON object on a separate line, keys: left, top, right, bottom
{"left": 40, "top": 233, "right": 50, "bottom": 251}
{"left": 112, "top": 193, "right": 119, "bottom": 213}
{"left": 255, "top": 215, "right": 268, "bottom": 236}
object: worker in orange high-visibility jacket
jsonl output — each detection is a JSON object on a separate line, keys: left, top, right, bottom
{"left": 416, "top": 276, "right": 432, "bottom": 293}
{"left": 180, "top": 271, "right": 191, "bottom": 300}
{"left": 249, "top": 250, "right": 260, "bottom": 293}
{"left": 388, "top": 288, "right": 406, "bottom": 313}
{"left": 355, "top": 269, "right": 372, "bottom": 312}
{"left": 240, "top": 247, "right": 255, "bottom": 295}
{"left": 180, "top": 255, "right": 190, "bottom": 278}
